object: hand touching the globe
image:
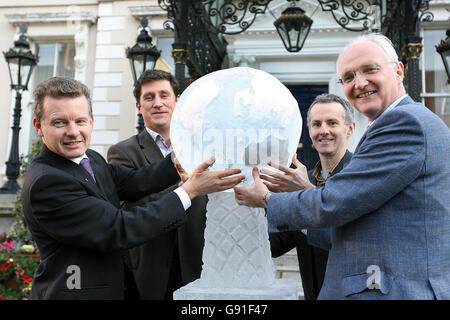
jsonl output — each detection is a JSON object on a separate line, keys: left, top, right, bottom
{"left": 260, "top": 154, "right": 315, "bottom": 192}
{"left": 234, "top": 167, "right": 270, "bottom": 208}
{"left": 181, "top": 157, "right": 245, "bottom": 199}
{"left": 173, "top": 157, "right": 189, "bottom": 186}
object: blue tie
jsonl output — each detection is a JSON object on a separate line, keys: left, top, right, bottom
{"left": 80, "top": 158, "right": 96, "bottom": 182}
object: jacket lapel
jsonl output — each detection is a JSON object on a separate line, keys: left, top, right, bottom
{"left": 138, "top": 130, "right": 164, "bottom": 164}
{"left": 40, "top": 145, "right": 108, "bottom": 201}
{"left": 354, "top": 95, "right": 413, "bottom": 153}
{"left": 87, "top": 154, "right": 110, "bottom": 201}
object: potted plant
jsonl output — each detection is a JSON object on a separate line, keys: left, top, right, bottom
{"left": 0, "top": 140, "right": 42, "bottom": 300}
{"left": 0, "top": 239, "right": 39, "bottom": 300}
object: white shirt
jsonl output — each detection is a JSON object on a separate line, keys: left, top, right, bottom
{"left": 69, "top": 154, "right": 88, "bottom": 165}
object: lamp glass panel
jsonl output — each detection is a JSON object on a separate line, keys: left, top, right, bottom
{"left": 19, "top": 60, "right": 32, "bottom": 88}
{"left": 276, "top": 23, "right": 290, "bottom": 50}
{"left": 133, "top": 56, "right": 145, "bottom": 81}
{"left": 288, "top": 27, "right": 299, "bottom": 48}
{"left": 144, "top": 55, "right": 157, "bottom": 71}
{"left": 6, "top": 57, "right": 19, "bottom": 87}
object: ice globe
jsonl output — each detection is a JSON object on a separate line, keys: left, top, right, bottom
{"left": 172, "top": 67, "right": 302, "bottom": 299}
{"left": 170, "top": 67, "right": 302, "bottom": 186}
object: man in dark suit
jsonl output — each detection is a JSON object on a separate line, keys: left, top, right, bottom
{"left": 267, "top": 93, "right": 355, "bottom": 300}
{"left": 235, "top": 34, "right": 450, "bottom": 299}
{"left": 22, "top": 76, "right": 244, "bottom": 299}
{"left": 107, "top": 70, "right": 208, "bottom": 299}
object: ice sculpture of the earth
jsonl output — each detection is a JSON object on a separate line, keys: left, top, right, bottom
{"left": 171, "top": 67, "right": 302, "bottom": 300}
{"left": 170, "top": 67, "right": 302, "bottom": 186}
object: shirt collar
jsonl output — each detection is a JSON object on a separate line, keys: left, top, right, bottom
{"left": 145, "top": 127, "right": 160, "bottom": 142}
{"left": 69, "top": 154, "right": 88, "bottom": 165}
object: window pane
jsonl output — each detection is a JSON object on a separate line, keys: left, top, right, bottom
{"left": 422, "top": 30, "right": 449, "bottom": 94}
{"left": 56, "top": 43, "right": 75, "bottom": 78}
{"left": 33, "top": 43, "right": 55, "bottom": 84}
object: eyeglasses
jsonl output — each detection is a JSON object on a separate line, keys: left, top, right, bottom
{"left": 337, "top": 61, "right": 397, "bottom": 85}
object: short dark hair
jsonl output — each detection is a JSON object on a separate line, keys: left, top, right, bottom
{"left": 33, "top": 77, "right": 92, "bottom": 122}
{"left": 307, "top": 93, "right": 354, "bottom": 127}
{"left": 133, "top": 69, "right": 179, "bottom": 102}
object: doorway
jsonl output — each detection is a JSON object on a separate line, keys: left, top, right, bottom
{"left": 287, "top": 85, "right": 328, "bottom": 170}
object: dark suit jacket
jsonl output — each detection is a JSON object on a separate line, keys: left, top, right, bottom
{"left": 107, "top": 130, "right": 207, "bottom": 299}
{"left": 22, "top": 145, "right": 187, "bottom": 300}
{"left": 269, "top": 150, "right": 352, "bottom": 300}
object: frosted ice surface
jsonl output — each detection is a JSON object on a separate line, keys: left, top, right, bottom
{"left": 171, "top": 67, "right": 302, "bottom": 186}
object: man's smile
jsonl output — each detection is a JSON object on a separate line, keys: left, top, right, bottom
{"left": 357, "top": 90, "right": 376, "bottom": 98}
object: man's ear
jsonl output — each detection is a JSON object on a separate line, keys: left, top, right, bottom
{"left": 176, "top": 94, "right": 180, "bottom": 102}
{"left": 347, "top": 122, "right": 356, "bottom": 138}
{"left": 395, "top": 61, "right": 405, "bottom": 82}
{"left": 33, "top": 118, "right": 43, "bottom": 137}
{"left": 136, "top": 102, "right": 142, "bottom": 114}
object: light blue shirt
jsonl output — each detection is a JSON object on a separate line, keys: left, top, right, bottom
{"left": 145, "top": 127, "right": 191, "bottom": 211}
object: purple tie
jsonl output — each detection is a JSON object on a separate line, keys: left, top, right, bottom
{"left": 80, "top": 158, "right": 96, "bottom": 182}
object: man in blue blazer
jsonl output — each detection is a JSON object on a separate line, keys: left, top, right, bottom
{"left": 22, "top": 77, "right": 244, "bottom": 299}
{"left": 234, "top": 34, "right": 450, "bottom": 299}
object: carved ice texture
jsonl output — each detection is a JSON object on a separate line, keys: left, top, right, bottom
{"left": 171, "top": 67, "right": 302, "bottom": 299}
{"left": 200, "top": 192, "right": 274, "bottom": 288}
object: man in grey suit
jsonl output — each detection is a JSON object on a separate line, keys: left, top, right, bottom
{"left": 108, "top": 70, "right": 207, "bottom": 299}
{"left": 234, "top": 33, "right": 450, "bottom": 299}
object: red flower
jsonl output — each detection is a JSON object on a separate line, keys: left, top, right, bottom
{"left": 0, "top": 296, "right": 6, "bottom": 300}
{"left": 22, "top": 274, "right": 33, "bottom": 284}
{"left": 0, "top": 261, "right": 11, "bottom": 272}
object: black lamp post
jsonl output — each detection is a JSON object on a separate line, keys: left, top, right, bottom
{"left": 1, "top": 23, "right": 37, "bottom": 194}
{"left": 126, "top": 17, "right": 161, "bottom": 132}
{"left": 273, "top": 0, "right": 313, "bottom": 53}
{"left": 436, "top": 29, "right": 450, "bottom": 84}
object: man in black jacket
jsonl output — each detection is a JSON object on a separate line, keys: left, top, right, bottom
{"left": 22, "top": 77, "right": 244, "bottom": 299}
{"left": 263, "top": 94, "right": 355, "bottom": 300}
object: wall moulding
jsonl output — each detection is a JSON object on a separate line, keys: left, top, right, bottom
{"left": 5, "top": 12, "right": 97, "bottom": 26}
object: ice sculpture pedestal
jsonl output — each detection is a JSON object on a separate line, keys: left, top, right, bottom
{"left": 174, "top": 192, "right": 298, "bottom": 300}
{"left": 173, "top": 278, "right": 298, "bottom": 300}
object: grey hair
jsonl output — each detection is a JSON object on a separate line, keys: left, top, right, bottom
{"left": 307, "top": 93, "right": 354, "bottom": 127}
{"left": 339, "top": 33, "right": 399, "bottom": 66}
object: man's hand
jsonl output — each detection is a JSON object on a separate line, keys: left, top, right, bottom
{"left": 260, "top": 154, "right": 315, "bottom": 192}
{"left": 234, "top": 167, "right": 270, "bottom": 208}
{"left": 182, "top": 157, "right": 245, "bottom": 199}
{"left": 173, "top": 157, "right": 189, "bottom": 186}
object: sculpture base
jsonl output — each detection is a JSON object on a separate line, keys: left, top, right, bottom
{"left": 173, "top": 278, "right": 299, "bottom": 300}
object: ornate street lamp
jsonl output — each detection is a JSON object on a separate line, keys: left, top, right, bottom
{"left": 126, "top": 17, "right": 161, "bottom": 132}
{"left": 273, "top": 0, "right": 313, "bottom": 52}
{"left": 1, "top": 23, "right": 38, "bottom": 194}
{"left": 436, "top": 29, "right": 450, "bottom": 84}
{"left": 126, "top": 17, "right": 161, "bottom": 84}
